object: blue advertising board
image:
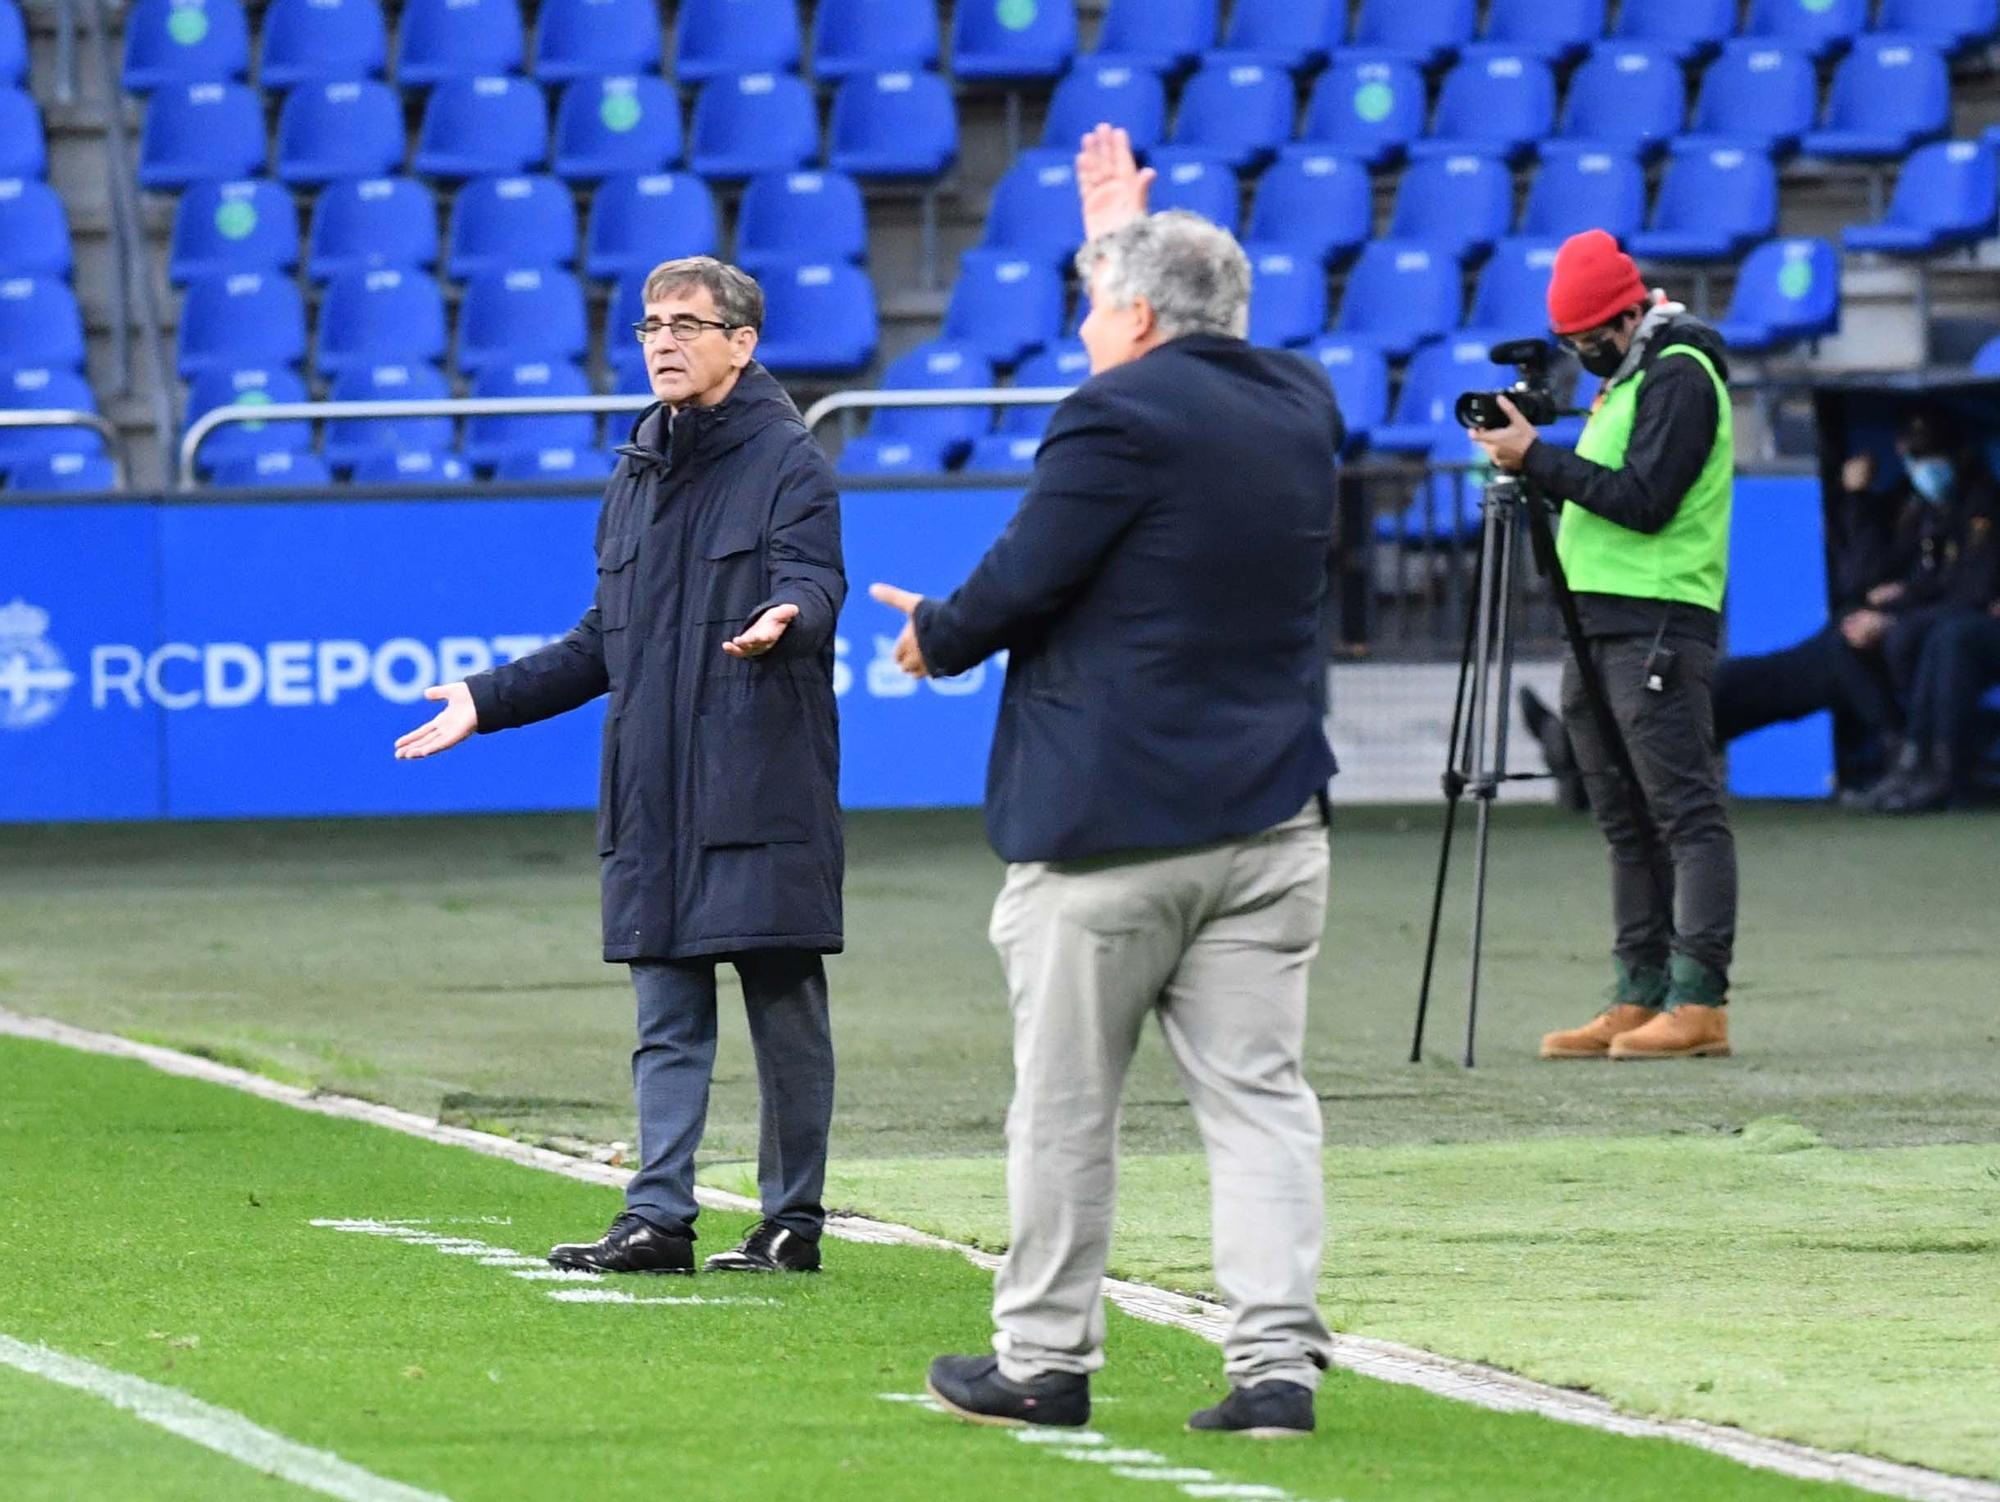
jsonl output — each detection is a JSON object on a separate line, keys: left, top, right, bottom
{"left": 1725, "top": 475, "right": 1835, "bottom": 799}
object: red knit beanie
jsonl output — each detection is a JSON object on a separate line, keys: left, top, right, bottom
{"left": 1546, "top": 229, "right": 1646, "bottom": 335}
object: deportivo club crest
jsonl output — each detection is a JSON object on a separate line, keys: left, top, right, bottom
{"left": 0, "top": 599, "right": 75, "bottom": 731}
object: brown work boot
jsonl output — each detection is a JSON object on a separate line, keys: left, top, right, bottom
{"left": 1539, "top": 1004, "right": 1660, "bottom": 1060}
{"left": 1608, "top": 1004, "right": 1730, "bottom": 1060}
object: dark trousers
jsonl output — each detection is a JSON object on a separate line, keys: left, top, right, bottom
{"left": 1906, "top": 612, "right": 2000, "bottom": 762}
{"left": 623, "top": 950, "right": 834, "bottom": 1242}
{"left": 1562, "top": 636, "right": 1738, "bottom": 989}
{"left": 1712, "top": 624, "right": 1903, "bottom": 744}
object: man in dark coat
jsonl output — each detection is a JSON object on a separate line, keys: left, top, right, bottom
{"left": 394, "top": 257, "right": 845, "bottom": 1277}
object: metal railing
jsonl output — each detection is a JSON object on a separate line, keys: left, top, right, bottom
{"left": 0, "top": 407, "right": 129, "bottom": 476}
{"left": 801, "top": 386, "right": 1079, "bottom": 438}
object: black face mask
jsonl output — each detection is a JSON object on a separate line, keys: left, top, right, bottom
{"left": 1577, "top": 343, "right": 1625, "bottom": 379}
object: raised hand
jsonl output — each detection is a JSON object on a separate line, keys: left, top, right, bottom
{"left": 394, "top": 681, "right": 479, "bottom": 760}
{"left": 868, "top": 583, "right": 932, "bottom": 678}
{"left": 723, "top": 603, "right": 799, "bottom": 659}
{"left": 1075, "top": 123, "right": 1155, "bottom": 241}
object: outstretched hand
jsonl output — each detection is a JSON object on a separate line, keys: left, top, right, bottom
{"left": 394, "top": 682, "right": 478, "bottom": 760}
{"left": 868, "top": 583, "right": 931, "bottom": 678}
{"left": 1076, "top": 123, "right": 1154, "bottom": 241}
{"left": 723, "top": 603, "right": 799, "bottom": 659}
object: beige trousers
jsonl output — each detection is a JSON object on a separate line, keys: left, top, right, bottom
{"left": 987, "top": 804, "right": 1335, "bottom": 1389}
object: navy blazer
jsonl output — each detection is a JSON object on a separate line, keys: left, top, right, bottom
{"left": 914, "top": 333, "right": 1344, "bottom": 864}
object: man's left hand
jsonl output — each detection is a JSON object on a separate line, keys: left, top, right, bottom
{"left": 1467, "top": 395, "right": 1538, "bottom": 473}
{"left": 723, "top": 603, "right": 799, "bottom": 659}
{"left": 868, "top": 583, "right": 932, "bottom": 678}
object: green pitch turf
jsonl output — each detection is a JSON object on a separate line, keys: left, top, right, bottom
{"left": 0, "top": 1037, "right": 1877, "bottom": 1502}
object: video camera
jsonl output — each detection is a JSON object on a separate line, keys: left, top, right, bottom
{"left": 1454, "top": 337, "right": 1565, "bottom": 432}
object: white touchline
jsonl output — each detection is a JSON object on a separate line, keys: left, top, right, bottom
{"left": 545, "top": 1289, "right": 777, "bottom": 1307}
{"left": 0, "top": 1332, "right": 453, "bottom": 1502}
{"left": 11, "top": 1009, "right": 1998, "bottom": 1502}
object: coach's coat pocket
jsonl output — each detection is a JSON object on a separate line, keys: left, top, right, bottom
{"left": 692, "top": 689, "right": 813, "bottom": 848}
{"left": 596, "top": 532, "right": 641, "bottom": 630}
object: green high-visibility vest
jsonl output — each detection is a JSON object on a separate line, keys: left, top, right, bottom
{"left": 1555, "top": 344, "right": 1732, "bottom": 611}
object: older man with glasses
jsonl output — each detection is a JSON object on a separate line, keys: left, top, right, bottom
{"left": 393, "top": 256, "right": 846, "bottom": 1275}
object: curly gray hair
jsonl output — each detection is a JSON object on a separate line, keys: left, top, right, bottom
{"left": 1073, "top": 211, "right": 1252, "bottom": 340}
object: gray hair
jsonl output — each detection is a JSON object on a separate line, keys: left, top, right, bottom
{"left": 642, "top": 255, "right": 765, "bottom": 333}
{"left": 1074, "top": 211, "right": 1251, "bottom": 340}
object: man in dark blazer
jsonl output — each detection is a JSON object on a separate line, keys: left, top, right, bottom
{"left": 874, "top": 128, "right": 1345, "bottom": 1438}
{"left": 394, "top": 256, "right": 844, "bottom": 1278}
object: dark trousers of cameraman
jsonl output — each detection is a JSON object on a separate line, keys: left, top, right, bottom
{"left": 1560, "top": 634, "right": 1738, "bottom": 1007}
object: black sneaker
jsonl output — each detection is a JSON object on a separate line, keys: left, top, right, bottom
{"left": 925, "top": 1354, "right": 1090, "bottom": 1428}
{"left": 1187, "top": 1379, "right": 1315, "bottom": 1438}
{"left": 703, "top": 1219, "right": 822, "bottom": 1273}
{"left": 548, "top": 1213, "right": 694, "bottom": 1274}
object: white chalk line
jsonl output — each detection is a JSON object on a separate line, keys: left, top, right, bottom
{"left": 0, "top": 1332, "right": 452, "bottom": 1502}
{"left": 5, "top": 1008, "right": 1995, "bottom": 1502}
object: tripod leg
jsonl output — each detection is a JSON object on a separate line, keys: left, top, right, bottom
{"left": 1463, "top": 505, "right": 1522, "bottom": 1070}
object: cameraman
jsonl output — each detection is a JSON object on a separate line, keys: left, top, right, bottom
{"left": 1470, "top": 229, "right": 1736, "bottom": 1061}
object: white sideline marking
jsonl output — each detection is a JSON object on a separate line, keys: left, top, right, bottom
{"left": 0, "top": 1332, "right": 452, "bottom": 1502}
{"left": 9, "top": 1008, "right": 1997, "bottom": 1502}
{"left": 545, "top": 1289, "right": 775, "bottom": 1307}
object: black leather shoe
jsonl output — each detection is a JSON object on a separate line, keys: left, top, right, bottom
{"left": 548, "top": 1213, "right": 694, "bottom": 1274}
{"left": 925, "top": 1354, "right": 1089, "bottom": 1428}
{"left": 1188, "top": 1379, "right": 1315, "bottom": 1438}
{"left": 703, "top": 1219, "right": 821, "bottom": 1273}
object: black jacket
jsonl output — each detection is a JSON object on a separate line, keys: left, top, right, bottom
{"left": 1870, "top": 454, "right": 2000, "bottom": 612}
{"left": 466, "top": 364, "right": 846, "bottom": 961}
{"left": 913, "top": 333, "right": 1343, "bottom": 864}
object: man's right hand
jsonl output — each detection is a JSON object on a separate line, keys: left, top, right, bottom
{"left": 1842, "top": 453, "right": 1876, "bottom": 493}
{"left": 1840, "top": 609, "right": 1892, "bottom": 651}
{"left": 1076, "top": 123, "right": 1154, "bottom": 241}
{"left": 394, "top": 682, "right": 479, "bottom": 760}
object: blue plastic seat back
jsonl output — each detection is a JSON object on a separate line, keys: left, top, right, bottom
{"left": 1869, "top": 138, "right": 2000, "bottom": 242}
{"left": 737, "top": 169, "right": 867, "bottom": 271}
{"left": 177, "top": 271, "right": 307, "bottom": 377}
{"left": 1303, "top": 336, "right": 1390, "bottom": 444}
{"left": 1171, "top": 60, "right": 1294, "bottom": 171}
{"left": 0, "top": 177, "right": 73, "bottom": 277}
{"left": 7, "top": 453, "right": 119, "bottom": 490}
{"left": 317, "top": 266, "right": 449, "bottom": 376}
{"left": 998, "top": 337, "right": 1087, "bottom": 436}
{"left": 1518, "top": 146, "right": 1644, "bottom": 241}
{"left": 1382, "top": 333, "right": 1513, "bottom": 437}
{"left": 674, "top": 0, "right": 801, "bottom": 83}
{"left": 688, "top": 72, "right": 819, "bottom": 180}
{"left": 350, "top": 448, "right": 473, "bottom": 484}
{"left": 168, "top": 179, "right": 294, "bottom": 283}
{"left": 1092, "top": 0, "right": 1215, "bottom": 73}
{"left": 827, "top": 68, "right": 958, "bottom": 178}
{"left": 1332, "top": 240, "right": 1462, "bottom": 353}
{"left": 275, "top": 78, "right": 404, "bottom": 185}
{"left": 306, "top": 176, "right": 437, "bottom": 281}
{"left": 1300, "top": 55, "right": 1425, "bottom": 167}
{"left": 323, "top": 360, "right": 454, "bottom": 468}
{"left": 1245, "top": 247, "right": 1326, "bottom": 348}
{"left": 1686, "top": 41, "right": 1817, "bottom": 152}
{"left": 1973, "top": 335, "right": 2000, "bottom": 375}
{"left": 942, "top": 248, "right": 1064, "bottom": 368}
{"left": 0, "top": 366, "right": 103, "bottom": 466}
{"left": 1216, "top": 0, "right": 1340, "bottom": 72}
{"left": 397, "top": 0, "right": 524, "bottom": 84}
{"left": 1424, "top": 48, "right": 1556, "bottom": 159}
{"left": 1640, "top": 145, "right": 1780, "bottom": 256}
{"left": 837, "top": 435, "right": 954, "bottom": 475}
{"left": 1558, "top": 44, "right": 1684, "bottom": 153}
{"left": 1041, "top": 62, "right": 1167, "bottom": 155}
{"left": 447, "top": 175, "right": 577, "bottom": 278}
{"left": 1608, "top": 0, "right": 1734, "bottom": 58}
{"left": 139, "top": 82, "right": 266, "bottom": 189}
{"left": 960, "top": 433, "right": 1044, "bottom": 473}
{"left": 0, "top": 2, "right": 25, "bottom": 85}
{"left": 753, "top": 261, "right": 879, "bottom": 374}
{"left": 1246, "top": 149, "right": 1371, "bottom": 264}
{"left": 981, "top": 154, "right": 1082, "bottom": 268}
{"left": 533, "top": 0, "right": 661, "bottom": 80}
{"left": 1387, "top": 153, "right": 1512, "bottom": 261}
{"left": 1744, "top": 0, "right": 1869, "bottom": 60}
{"left": 1349, "top": 0, "right": 1477, "bottom": 68}
{"left": 457, "top": 265, "right": 588, "bottom": 374}
{"left": 1145, "top": 148, "right": 1240, "bottom": 231}
{"left": 122, "top": 0, "right": 250, "bottom": 91}
{"left": 866, "top": 338, "right": 995, "bottom": 448}
{"left": 465, "top": 359, "right": 595, "bottom": 467}
{"left": 212, "top": 449, "right": 333, "bottom": 488}
{"left": 552, "top": 75, "right": 682, "bottom": 181}
{"left": 950, "top": 0, "right": 1076, "bottom": 81}
{"left": 184, "top": 365, "right": 310, "bottom": 471}
{"left": 495, "top": 444, "right": 615, "bottom": 479}
{"left": 259, "top": 0, "right": 388, "bottom": 87}
{"left": 811, "top": 0, "right": 939, "bottom": 80}
{"left": 415, "top": 76, "right": 549, "bottom": 179}
{"left": 584, "top": 172, "right": 718, "bottom": 279}
{"left": 0, "top": 86, "right": 45, "bottom": 178}
{"left": 1725, "top": 237, "right": 1840, "bottom": 341}
{"left": 1466, "top": 237, "right": 1559, "bottom": 337}
{"left": 0, "top": 278, "right": 85, "bottom": 371}
{"left": 1874, "top": 0, "right": 1999, "bottom": 54}
{"left": 1808, "top": 36, "right": 1951, "bottom": 156}
{"left": 1480, "top": 0, "right": 1605, "bottom": 62}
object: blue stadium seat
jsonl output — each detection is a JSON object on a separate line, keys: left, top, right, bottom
{"left": 350, "top": 448, "right": 473, "bottom": 484}
{"left": 1090, "top": 0, "right": 1215, "bottom": 75}
{"left": 396, "top": 0, "right": 524, "bottom": 84}
{"left": 1370, "top": 332, "right": 1514, "bottom": 453}
{"left": 1329, "top": 240, "right": 1462, "bottom": 358}
{"left": 322, "top": 360, "right": 454, "bottom": 471}
{"left": 1386, "top": 152, "right": 1512, "bottom": 263}
{"left": 812, "top": 0, "right": 939, "bottom": 80}
{"left": 1800, "top": 36, "right": 1951, "bottom": 161}
{"left": 837, "top": 435, "right": 954, "bottom": 475}
{"left": 1607, "top": 0, "right": 1733, "bottom": 61}
{"left": 1145, "top": 148, "right": 1240, "bottom": 231}
{"left": 1744, "top": 0, "right": 1868, "bottom": 62}
{"left": 1413, "top": 47, "right": 1555, "bottom": 164}
{"left": 1974, "top": 335, "right": 2000, "bottom": 375}
{"left": 981, "top": 154, "right": 1082, "bottom": 270}
{"left": 1682, "top": 41, "right": 1818, "bottom": 156}
{"left": 463, "top": 359, "right": 595, "bottom": 469}
{"left": 998, "top": 337, "right": 1087, "bottom": 436}
{"left": 1299, "top": 54, "right": 1424, "bottom": 169}
{"left": 533, "top": 0, "right": 660, "bottom": 81}
{"left": 1466, "top": 237, "right": 1560, "bottom": 337}
{"left": 1518, "top": 145, "right": 1645, "bottom": 242}
{"left": 959, "top": 434, "right": 1042, "bottom": 473}
{"left": 0, "top": 276, "right": 85, "bottom": 371}
{"left": 1349, "top": 0, "right": 1477, "bottom": 70}
{"left": 495, "top": 444, "right": 615, "bottom": 480}
{"left": 1874, "top": 0, "right": 1999, "bottom": 55}
{"left": 122, "top": 0, "right": 249, "bottom": 91}
{"left": 1041, "top": 62, "right": 1167, "bottom": 156}
{"left": 584, "top": 173, "right": 718, "bottom": 280}
{"left": 212, "top": 449, "right": 333, "bottom": 488}
{"left": 1245, "top": 148, "right": 1370, "bottom": 265}
{"left": 1843, "top": 139, "right": 2000, "bottom": 255}
{"left": 950, "top": 0, "right": 1076, "bottom": 82}
{"left": 317, "top": 267, "right": 448, "bottom": 377}
{"left": 1480, "top": 0, "right": 1604, "bottom": 64}
{"left": 168, "top": 179, "right": 293, "bottom": 282}
{"left": 688, "top": 72, "right": 818, "bottom": 180}
{"left": 605, "top": 268, "right": 650, "bottom": 387}
{"left": 138, "top": 82, "right": 265, "bottom": 189}
{"left": 306, "top": 176, "right": 436, "bottom": 280}
{"left": 1630, "top": 143, "right": 1779, "bottom": 260}
{"left": 0, "top": 367, "right": 103, "bottom": 469}
{"left": 1556, "top": 44, "right": 1683, "bottom": 156}
{"left": 738, "top": 169, "right": 868, "bottom": 274}
{"left": 415, "top": 76, "right": 548, "bottom": 179}
{"left": 0, "top": 86, "right": 45, "bottom": 178}
{"left": 1212, "top": 0, "right": 1340, "bottom": 72}
{"left": 749, "top": 261, "right": 878, "bottom": 374}
{"left": 456, "top": 266, "right": 587, "bottom": 374}
{"left": 1714, "top": 238, "right": 1840, "bottom": 352}
{"left": 1244, "top": 247, "right": 1325, "bottom": 348}
{"left": 827, "top": 69, "right": 958, "bottom": 178}
{"left": 184, "top": 365, "right": 311, "bottom": 474}
{"left": 259, "top": 0, "right": 387, "bottom": 87}
{"left": 941, "top": 248, "right": 1063, "bottom": 368}
{"left": 674, "top": 0, "right": 801, "bottom": 83}
{"left": 0, "top": 2, "right": 24, "bottom": 85}
{"left": 274, "top": 78, "right": 403, "bottom": 185}
{"left": 0, "top": 177, "right": 72, "bottom": 277}
{"left": 1380, "top": 432, "right": 1485, "bottom": 543}
{"left": 1170, "top": 60, "right": 1294, "bottom": 172}
{"left": 1302, "top": 336, "right": 1390, "bottom": 449}
{"left": 6, "top": 453, "right": 119, "bottom": 490}
{"left": 864, "top": 339, "right": 995, "bottom": 461}
{"left": 552, "top": 75, "right": 681, "bottom": 181}
{"left": 447, "top": 175, "right": 577, "bottom": 278}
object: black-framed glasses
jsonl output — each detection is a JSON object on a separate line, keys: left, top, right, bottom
{"left": 632, "top": 315, "right": 742, "bottom": 344}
